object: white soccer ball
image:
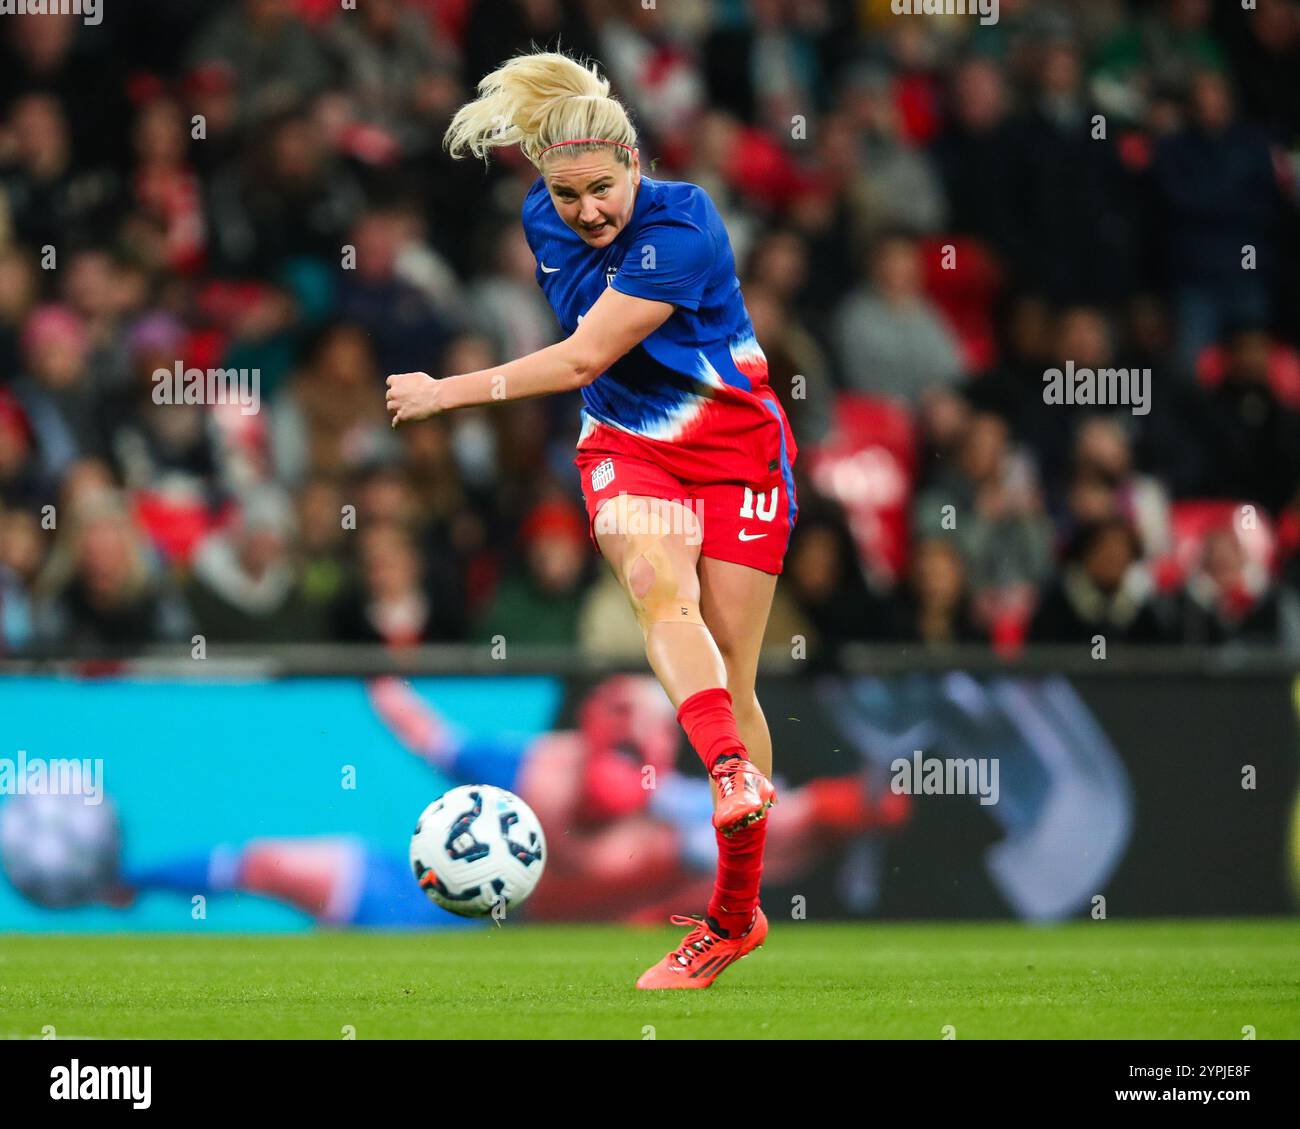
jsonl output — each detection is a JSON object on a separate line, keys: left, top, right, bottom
{"left": 0, "top": 793, "right": 121, "bottom": 908}
{"left": 409, "top": 785, "right": 546, "bottom": 917}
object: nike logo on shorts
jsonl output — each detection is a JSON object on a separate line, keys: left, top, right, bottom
{"left": 738, "top": 530, "right": 767, "bottom": 541}
{"left": 540, "top": 263, "right": 561, "bottom": 273}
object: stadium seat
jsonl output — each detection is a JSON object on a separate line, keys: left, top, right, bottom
{"left": 131, "top": 489, "right": 233, "bottom": 566}
{"left": 918, "top": 235, "right": 1002, "bottom": 373}
{"left": 808, "top": 394, "right": 916, "bottom": 581}
{"left": 1151, "top": 499, "right": 1277, "bottom": 592}
{"left": 1195, "top": 342, "right": 1300, "bottom": 409}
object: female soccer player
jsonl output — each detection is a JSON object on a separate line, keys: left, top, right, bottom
{"left": 385, "top": 51, "right": 799, "bottom": 989}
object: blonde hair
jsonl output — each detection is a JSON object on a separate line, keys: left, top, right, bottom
{"left": 35, "top": 492, "right": 152, "bottom": 603}
{"left": 444, "top": 51, "right": 637, "bottom": 169}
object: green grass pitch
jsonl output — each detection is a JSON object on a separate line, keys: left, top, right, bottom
{"left": 2, "top": 919, "right": 1297, "bottom": 1039}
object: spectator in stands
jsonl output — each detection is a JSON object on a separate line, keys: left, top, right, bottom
{"left": 1123, "top": 293, "right": 1220, "bottom": 497}
{"left": 743, "top": 284, "right": 833, "bottom": 445}
{"left": 913, "top": 386, "right": 972, "bottom": 495}
{"left": 1030, "top": 517, "right": 1168, "bottom": 644}
{"left": 109, "top": 314, "right": 224, "bottom": 504}
{"left": 1049, "top": 307, "right": 1131, "bottom": 495}
{"left": 745, "top": 229, "right": 811, "bottom": 313}
{"left": 0, "top": 93, "right": 121, "bottom": 252}
{"left": 591, "top": 0, "right": 705, "bottom": 157}
{"left": 0, "top": 388, "right": 51, "bottom": 513}
{"left": 963, "top": 291, "right": 1054, "bottom": 428}
{"left": 1203, "top": 324, "right": 1300, "bottom": 513}
{"left": 1219, "top": 0, "right": 1300, "bottom": 146}
{"left": 348, "top": 461, "right": 468, "bottom": 634}
{"left": 130, "top": 96, "right": 208, "bottom": 275}
{"left": 187, "top": 486, "right": 323, "bottom": 642}
{"left": 1090, "top": 0, "right": 1225, "bottom": 127}
{"left": 474, "top": 496, "right": 590, "bottom": 648}
{"left": 1153, "top": 69, "right": 1280, "bottom": 373}
{"left": 833, "top": 232, "right": 964, "bottom": 404}
{"left": 1066, "top": 416, "right": 1172, "bottom": 560}
{"left": 1171, "top": 526, "right": 1300, "bottom": 651}
{"left": 1003, "top": 34, "right": 1136, "bottom": 303}
{"left": 334, "top": 208, "right": 456, "bottom": 376}
{"left": 62, "top": 249, "right": 146, "bottom": 399}
{"left": 34, "top": 492, "right": 186, "bottom": 653}
{"left": 326, "top": 0, "right": 458, "bottom": 161}
{"left": 782, "top": 503, "right": 889, "bottom": 667}
{"left": 440, "top": 335, "right": 506, "bottom": 497}
{"left": 913, "top": 411, "right": 1054, "bottom": 628}
{"left": 10, "top": 305, "right": 101, "bottom": 477}
{"left": 789, "top": 114, "right": 867, "bottom": 326}
{"left": 459, "top": 0, "right": 601, "bottom": 117}
{"left": 187, "top": 0, "right": 332, "bottom": 130}
{"left": 271, "top": 322, "right": 396, "bottom": 488}
{"left": 885, "top": 537, "right": 983, "bottom": 647}
{"left": 0, "top": 10, "right": 130, "bottom": 169}
{"left": 467, "top": 228, "right": 560, "bottom": 364}
{"left": 207, "top": 110, "right": 366, "bottom": 276}
{"left": 295, "top": 477, "right": 349, "bottom": 614}
{"left": 334, "top": 519, "right": 459, "bottom": 647}
{"left": 701, "top": 0, "right": 826, "bottom": 137}
{"left": 0, "top": 247, "right": 40, "bottom": 385}
{"left": 931, "top": 56, "right": 1019, "bottom": 262}
{"left": 840, "top": 63, "right": 948, "bottom": 237}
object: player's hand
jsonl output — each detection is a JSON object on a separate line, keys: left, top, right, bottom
{"left": 385, "top": 371, "right": 443, "bottom": 428}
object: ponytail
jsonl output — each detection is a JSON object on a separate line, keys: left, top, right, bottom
{"left": 444, "top": 51, "right": 637, "bottom": 168}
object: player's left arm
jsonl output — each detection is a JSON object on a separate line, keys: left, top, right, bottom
{"left": 385, "top": 288, "right": 674, "bottom": 426}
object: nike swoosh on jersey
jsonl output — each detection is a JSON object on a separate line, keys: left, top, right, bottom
{"left": 738, "top": 530, "right": 768, "bottom": 541}
{"left": 540, "top": 263, "right": 561, "bottom": 273}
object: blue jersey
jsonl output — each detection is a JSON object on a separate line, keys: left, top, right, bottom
{"left": 521, "top": 174, "right": 771, "bottom": 446}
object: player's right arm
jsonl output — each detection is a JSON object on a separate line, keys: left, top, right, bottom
{"left": 385, "top": 287, "right": 674, "bottom": 426}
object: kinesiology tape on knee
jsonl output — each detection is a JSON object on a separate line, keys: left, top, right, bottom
{"left": 616, "top": 501, "right": 704, "bottom": 629}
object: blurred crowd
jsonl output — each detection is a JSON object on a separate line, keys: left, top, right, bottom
{"left": 2, "top": 0, "right": 1300, "bottom": 660}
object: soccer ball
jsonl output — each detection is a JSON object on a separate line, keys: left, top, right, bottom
{"left": 409, "top": 785, "right": 546, "bottom": 917}
{"left": 0, "top": 793, "right": 122, "bottom": 908}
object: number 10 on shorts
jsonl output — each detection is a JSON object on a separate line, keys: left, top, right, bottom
{"left": 740, "top": 486, "right": 778, "bottom": 522}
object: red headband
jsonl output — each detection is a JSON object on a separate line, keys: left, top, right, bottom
{"left": 538, "top": 138, "right": 637, "bottom": 157}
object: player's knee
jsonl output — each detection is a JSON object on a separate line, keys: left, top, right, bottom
{"left": 611, "top": 505, "right": 702, "bottom": 630}
{"left": 627, "top": 553, "right": 658, "bottom": 601}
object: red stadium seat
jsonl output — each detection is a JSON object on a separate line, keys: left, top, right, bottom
{"left": 1195, "top": 342, "right": 1300, "bottom": 409}
{"left": 990, "top": 607, "right": 1029, "bottom": 656}
{"left": 918, "top": 235, "right": 1002, "bottom": 373}
{"left": 131, "top": 489, "right": 233, "bottom": 566}
{"left": 808, "top": 394, "right": 917, "bottom": 581}
{"left": 1151, "top": 499, "right": 1277, "bottom": 592}
{"left": 893, "top": 72, "right": 943, "bottom": 147}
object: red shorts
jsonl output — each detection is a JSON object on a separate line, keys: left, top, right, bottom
{"left": 573, "top": 386, "right": 799, "bottom": 574}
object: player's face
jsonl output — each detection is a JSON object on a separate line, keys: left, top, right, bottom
{"left": 543, "top": 150, "right": 640, "bottom": 248}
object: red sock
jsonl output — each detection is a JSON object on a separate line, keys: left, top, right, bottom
{"left": 677, "top": 687, "right": 765, "bottom": 937}
{"left": 676, "top": 686, "right": 747, "bottom": 773}
{"left": 708, "top": 819, "right": 767, "bottom": 937}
